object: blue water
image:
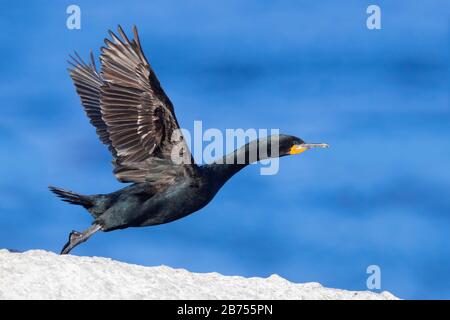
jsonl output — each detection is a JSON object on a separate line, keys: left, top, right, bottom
{"left": 0, "top": 0, "right": 449, "bottom": 299}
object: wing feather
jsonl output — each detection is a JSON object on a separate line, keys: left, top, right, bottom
{"left": 69, "top": 26, "right": 195, "bottom": 185}
{"left": 68, "top": 51, "right": 117, "bottom": 157}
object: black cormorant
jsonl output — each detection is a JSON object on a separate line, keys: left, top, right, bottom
{"left": 50, "top": 26, "right": 328, "bottom": 254}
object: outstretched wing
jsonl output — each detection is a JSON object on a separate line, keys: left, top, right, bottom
{"left": 69, "top": 26, "right": 195, "bottom": 183}
{"left": 68, "top": 52, "right": 117, "bottom": 157}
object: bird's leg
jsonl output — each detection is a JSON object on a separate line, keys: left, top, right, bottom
{"left": 60, "top": 224, "right": 102, "bottom": 255}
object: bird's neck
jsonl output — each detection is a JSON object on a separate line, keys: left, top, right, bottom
{"left": 204, "top": 136, "right": 280, "bottom": 183}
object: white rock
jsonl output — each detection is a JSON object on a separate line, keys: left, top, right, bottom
{"left": 0, "top": 249, "right": 398, "bottom": 300}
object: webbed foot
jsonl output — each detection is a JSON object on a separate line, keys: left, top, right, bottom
{"left": 60, "top": 224, "right": 101, "bottom": 255}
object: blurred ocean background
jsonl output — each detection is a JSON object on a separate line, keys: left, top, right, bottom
{"left": 0, "top": 0, "right": 448, "bottom": 299}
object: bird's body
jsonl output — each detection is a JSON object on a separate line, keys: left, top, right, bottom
{"left": 51, "top": 142, "right": 274, "bottom": 231}
{"left": 95, "top": 167, "right": 211, "bottom": 230}
{"left": 51, "top": 26, "right": 328, "bottom": 254}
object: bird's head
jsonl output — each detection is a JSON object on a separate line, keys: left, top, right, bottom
{"left": 277, "top": 134, "right": 329, "bottom": 157}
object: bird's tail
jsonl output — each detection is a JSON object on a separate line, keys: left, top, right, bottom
{"left": 49, "top": 186, "right": 93, "bottom": 209}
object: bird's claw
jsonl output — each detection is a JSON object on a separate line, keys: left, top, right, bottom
{"left": 60, "top": 230, "right": 82, "bottom": 255}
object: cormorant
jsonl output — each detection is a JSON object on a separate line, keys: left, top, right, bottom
{"left": 50, "top": 26, "right": 328, "bottom": 255}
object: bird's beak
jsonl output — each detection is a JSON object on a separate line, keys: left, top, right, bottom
{"left": 289, "top": 143, "right": 329, "bottom": 155}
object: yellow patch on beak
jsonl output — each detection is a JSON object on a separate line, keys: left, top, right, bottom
{"left": 289, "top": 145, "right": 308, "bottom": 155}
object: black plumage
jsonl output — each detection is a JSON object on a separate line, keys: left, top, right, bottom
{"left": 50, "top": 26, "right": 328, "bottom": 255}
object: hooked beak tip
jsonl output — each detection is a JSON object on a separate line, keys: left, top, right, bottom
{"left": 302, "top": 143, "right": 329, "bottom": 149}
